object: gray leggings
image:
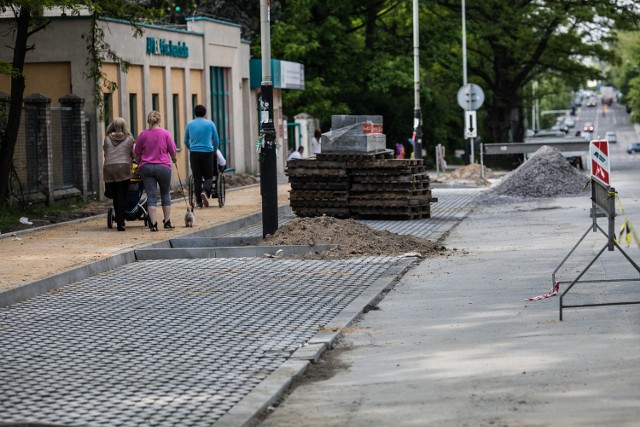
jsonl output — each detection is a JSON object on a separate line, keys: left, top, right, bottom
{"left": 140, "top": 164, "right": 172, "bottom": 206}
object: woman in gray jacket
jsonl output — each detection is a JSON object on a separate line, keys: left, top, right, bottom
{"left": 103, "top": 118, "right": 135, "bottom": 231}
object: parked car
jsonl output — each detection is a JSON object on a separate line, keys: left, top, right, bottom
{"left": 605, "top": 131, "right": 617, "bottom": 144}
{"left": 627, "top": 142, "right": 640, "bottom": 154}
{"left": 564, "top": 115, "right": 575, "bottom": 128}
{"left": 583, "top": 122, "right": 594, "bottom": 132}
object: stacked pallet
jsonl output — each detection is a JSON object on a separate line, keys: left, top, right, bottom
{"left": 349, "top": 156, "right": 433, "bottom": 220}
{"left": 287, "top": 149, "right": 436, "bottom": 220}
{"left": 287, "top": 157, "right": 350, "bottom": 218}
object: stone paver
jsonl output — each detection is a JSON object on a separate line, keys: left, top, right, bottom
{"left": 0, "top": 257, "right": 399, "bottom": 425}
{"left": 0, "top": 187, "right": 481, "bottom": 426}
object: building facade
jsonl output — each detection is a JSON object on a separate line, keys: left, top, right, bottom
{"left": 0, "top": 11, "right": 303, "bottom": 201}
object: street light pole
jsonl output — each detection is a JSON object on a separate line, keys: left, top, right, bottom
{"left": 412, "top": 0, "right": 423, "bottom": 159}
{"left": 260, "top": 0, "right": 278, "bottom": 237}
{"left": 461, "top": 0, "right": 474, "bottom": 164}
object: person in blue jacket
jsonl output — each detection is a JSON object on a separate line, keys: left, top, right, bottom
{"left": 184, "top": 104, "right": 219, "bottom": 208}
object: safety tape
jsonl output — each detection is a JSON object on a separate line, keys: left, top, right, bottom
{"left": 526, "top": 281, "right": 560, "bottom": 301}
{"left": 614, "top": 193, "right": 640, "bottom": 248}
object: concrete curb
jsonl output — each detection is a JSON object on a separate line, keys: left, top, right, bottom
{"left": 308, "top": 258, "right": 417, "bottom": 348}
{"left": 213, "top": 257, "right": 417, "bottom": 427}
{"left": 213, "top": 360, "right": 310, "bottom": 427}
{"left": 0, "top": 205, "right": 292, "bottom": 308}
{"left": 134, "top": 244, "right": 337, "bottom": 260}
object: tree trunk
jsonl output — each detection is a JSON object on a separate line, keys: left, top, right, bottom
{"left": 486, "top": 92, "right": 525, "bottom": 143}
{"left": 0, "top": 7, "right": 31, "bottom": 205}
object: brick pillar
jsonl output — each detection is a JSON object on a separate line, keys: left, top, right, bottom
{"left": 59, "top": 93, "right": 88, "bottom": 200}
{"left": 0, "top": 92, "right": 8, "bottom": 121}
{"left": 23, "top": 93, "right": 53, "bottom": 204}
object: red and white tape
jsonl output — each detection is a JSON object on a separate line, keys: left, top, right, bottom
{"left": 526, "top": 282, "right": 560, "bottom": 301}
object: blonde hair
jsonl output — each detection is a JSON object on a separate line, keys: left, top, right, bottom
{"left": 105, "top": 117, "right": 131, "bottom": 135}
{"left": 147, "top": 110, "right": 162, "bottom": 127}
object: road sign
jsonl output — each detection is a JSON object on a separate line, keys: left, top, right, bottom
{"left": 590, "top": 140, "right": 610, "bottom": 186}
{"left": 457, "top": 83, "right": 485, "bottom": 111}
{"left": 464, "top": 110, "right": 477, "bottom": 138}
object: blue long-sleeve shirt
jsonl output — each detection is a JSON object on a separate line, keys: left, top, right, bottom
{"left": 184, "top": 117, "right": 219, "bottom": 153}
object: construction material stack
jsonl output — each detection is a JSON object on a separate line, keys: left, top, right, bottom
{"left": 287, "top": 115, "right": 436, "bottom": 220}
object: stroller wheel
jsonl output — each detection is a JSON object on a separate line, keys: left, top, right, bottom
{"left": 107, "top": 208, "right": 114, "bottom": 229}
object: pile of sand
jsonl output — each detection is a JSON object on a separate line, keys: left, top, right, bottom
{"left": 432, "top": 163, "right": 494, "bottom": 186}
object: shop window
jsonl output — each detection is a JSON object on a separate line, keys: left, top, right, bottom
{"left": 103, "top": 93, "right": 113, "bottom": 131}
{"left": 210, "top": 67, "right": 230, "bottom": 160}
{"left": 172, "top": 93, "right": 180, "bottom": 148}
{"left": 152, "top": 93, "right": 159, "bottom": 112}
{"left": 129, "top": 94, "right": 137, "bottom": 135}
{"left": 191, "top": 94, "right": 198, "bottom": 119}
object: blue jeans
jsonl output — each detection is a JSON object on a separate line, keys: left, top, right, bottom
{"left": 140, "top": 164, "right": 172, "bottom": 207}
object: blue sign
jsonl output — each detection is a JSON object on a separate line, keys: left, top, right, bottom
{"left": 146, "top": 38, "right": 189, "bottom": 58}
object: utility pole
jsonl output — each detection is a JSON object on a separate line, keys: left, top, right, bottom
{"left": 412, "top": 0, "right": 423, "bottom": 159}
{"left": 259, "top": 0, "right": 278, "bottom": 237}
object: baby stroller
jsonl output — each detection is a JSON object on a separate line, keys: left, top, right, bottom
{"left": 107, "top": 164, "right": 150, "bottom": 228}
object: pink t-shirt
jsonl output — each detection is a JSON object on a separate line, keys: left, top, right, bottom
{"left": 135, "top": 128, "right": 177, "bottom": 170}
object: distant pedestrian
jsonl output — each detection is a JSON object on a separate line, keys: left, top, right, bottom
{"left": 135, "top": 111, "right": 177, "bottom": 232}
{"left": 311, "top": 128, "right": 322, "bottom": 155}
{"left": 103, "top": 117, "right": 135, "bottom": 232}
{"left": 184, "top": 104, "right": 219, "bottom": 208}
{"left": 404, "top": 138, "right": 414, "bottom": 159}
{"left": 288, "top": 146, "right": 304, "bottom": 160}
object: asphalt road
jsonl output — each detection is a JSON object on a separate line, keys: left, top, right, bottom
{"left": 259, "top": 106, "right": 640, "bottom": 427}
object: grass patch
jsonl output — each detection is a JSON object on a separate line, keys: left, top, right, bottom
{"left": 0, "top": 197, "right": 89, "bottom": 234}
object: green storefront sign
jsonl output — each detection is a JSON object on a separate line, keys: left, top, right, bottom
{"left": 146, "top": 37, "right": 189, "bottom": 58}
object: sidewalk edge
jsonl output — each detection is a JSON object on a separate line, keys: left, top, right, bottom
{"left": 0, "top": 205, "right": 291, "bottom": 307}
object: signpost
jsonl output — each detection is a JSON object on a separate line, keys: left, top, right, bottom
{"left": 457, "top": 83, "right": 484, "bottom": 164}
{"left": 464, "top": 110, "right": 477, "bottom": 138}
{"left": 457, "top": 83, "right": 485, "bottom": 111}
{"left": 553, "top": 138, "right": 640, "bottom": 320}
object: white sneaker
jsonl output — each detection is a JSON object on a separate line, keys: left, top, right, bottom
{"left": 201, "top": 192, "right": 209, "bottom": 207}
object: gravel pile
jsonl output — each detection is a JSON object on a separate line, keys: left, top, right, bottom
{"left": 476, "top": 145, "right": 590, "bottom": 204}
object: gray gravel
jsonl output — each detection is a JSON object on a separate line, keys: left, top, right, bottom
{"left": 477, "top": 145, "right": 590, "bottom": 204}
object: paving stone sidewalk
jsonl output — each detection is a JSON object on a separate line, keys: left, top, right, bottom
{"left": 0, "top": 187, "right": 480, "bottom": 426}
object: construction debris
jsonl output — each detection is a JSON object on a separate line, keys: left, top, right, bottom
{"left": 476, "top": 145, "right": 590, "bottom": 204}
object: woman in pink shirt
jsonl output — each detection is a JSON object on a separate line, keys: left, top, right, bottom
{"left": 134, "top": 111, "right": 177, "bottom": 231}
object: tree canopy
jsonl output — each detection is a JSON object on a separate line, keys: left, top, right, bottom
{"left": 262, "top": 0, "right": 640, "bottom": 151}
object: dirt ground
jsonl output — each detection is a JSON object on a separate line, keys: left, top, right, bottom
{"left": 0, "top": 181, "right": 281, "bottom": 292}
{"left": 0, "top": 174, "right": 446, "bottom": 292}
{"left": 264, "top": 216, "right": 448, "bottom": 259}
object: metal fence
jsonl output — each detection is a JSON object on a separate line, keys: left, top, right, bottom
{"left": 51, "top": 106, "right": 75, "bottom": 191}
{"left": 11, "top": 99, "right": 91, "bottom": 201}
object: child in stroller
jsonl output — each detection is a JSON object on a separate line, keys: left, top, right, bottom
{"left": 107, "top": 163, "right": 150, "bottom": 229}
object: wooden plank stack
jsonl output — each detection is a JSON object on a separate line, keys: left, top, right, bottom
{"left": 287, "top": 149, "right": 437, "bottom": 220}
